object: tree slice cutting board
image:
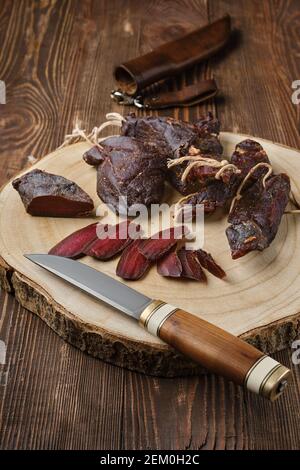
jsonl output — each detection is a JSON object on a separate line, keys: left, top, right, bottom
{"left": 1, "top": 133, "right": 300, "bottom": 377}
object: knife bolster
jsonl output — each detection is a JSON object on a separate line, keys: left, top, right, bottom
{"left": 139, "top": 301, "right": 291, "bottom": 400}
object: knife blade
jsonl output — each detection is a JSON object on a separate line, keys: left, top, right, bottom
{"left": 25, "top": 253, "right": 151, "bottom": 318}
{"left": 25, "top": 253, "right": 291, "bottom": 401}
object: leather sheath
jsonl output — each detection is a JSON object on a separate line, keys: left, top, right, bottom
{"left": 114, "top": 15, "right": 231, "bottom": 96}
{"left": 142, "top": 79, "right": 218, "bottom": 109}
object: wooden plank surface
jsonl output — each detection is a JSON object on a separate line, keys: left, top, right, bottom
{"left": 0, "top": 0, "right": 299, "bottom": 450}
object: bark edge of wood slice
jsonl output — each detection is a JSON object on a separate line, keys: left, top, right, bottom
{"left": 1, "top": 133, "right": 300, "bottom": 377}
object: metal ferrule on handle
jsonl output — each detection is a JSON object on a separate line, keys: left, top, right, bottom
{"left": 139, "top": 301, "right": 291, "bottom": 401}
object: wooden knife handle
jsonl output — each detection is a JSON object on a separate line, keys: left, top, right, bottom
{"left": 140, "top": 301, "right": 291, "bottom": 401}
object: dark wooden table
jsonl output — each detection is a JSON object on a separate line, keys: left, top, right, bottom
{"left": 0, "top": 0, "right": 300, "bottom": 450}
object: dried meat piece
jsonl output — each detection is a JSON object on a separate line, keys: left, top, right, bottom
{"left": 177, "top": 139, "right": 271, "bottom": 216}
{"left": 122, "top": 112, "right": 222, "bottom": 155}
{"left": 169, "top": 140, "right": 226, "bottom": 196}
{"left": 168, "top": 147, "right": 239, "bottom": 197}
{"left": 226, "top": 173, "right": 290, "bottom": 259}
{"left": 96, "top": 136, "right": 166, "bottom": 214}
{"left": 194, "top": 112, "right": 221, "bottom": 136}
{"left": 122, "top": 113, "right": 198, "bottom": 154}
{"left": 121, "top": 113, "right": 223, "bottom": 195}
{"left": 49, "top": 223, "right": 100, "bottom": 258}
{"left": 83, "top": 146, "right": 104, "bottom": 166}
{"left": 196, "top": 249, "right": 226, "bottom": 279}
{"left": 116, "top": 239, "right": 152, "bottom": 280}
{"left": 231, "top": 139, "right": 270, "bottom": 179}
{"left": 177, "top": 248, "right": 207, "bottom": 282}
{"left": 139, "top": 226, "right": 189, "bottom": 261}
{"left": 12, "top": 169, "right": 94, "bottom": 217}
{"left": 157, "top": 249, "right": 182, "bottom": 278}
{"left": 178, "top": 179, "right": 239, "bottom": 215}
{"left": 85, "top": 220, "right": 138, "bottom": 260}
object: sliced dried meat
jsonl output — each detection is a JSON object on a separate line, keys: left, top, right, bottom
{"left": 116, "top": 239, "right": 152, "bottom": 280}
{"left": 226, "top": 173, "right": 290, "bottom": 259}
{"left": 177, "top": 248, "right": 207, "bottom": 282}
{"left": 96, "top": 136, "right": 166, "bottom": 214}
{"left": 157, "top": 247, "right": 223, "bottom": 281}
{"left": 138, "top": 226, "right": 188, "bottom": 261}
{"left": 49, "top": 223, "right": 100, "bottom": 258}
{"left": 85, "top": 220, "right": 138, "bottom": 260}
{"left": 196, "top": 249, "right": 226, "bottom": 279}
{"left": 12, "top": 169, "right": 94, "bottom": 217}
{"left": 157, "top": 249, "right": 182, "bottom": 278}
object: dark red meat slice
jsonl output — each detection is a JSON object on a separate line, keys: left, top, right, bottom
{"left": 12, "top": 169, "right": 94, "bottom": 217}
{"left": 177, "top": 248, "right": 207, "bottom": 282}
{"left": 116, "top": 239, "right": 152, "bottom": 280}
{"left": 139, "top": 226, "right": 189, "bottom": 261}
{"left": 157, "top": 249, "right": 182, "bottom": 278}
{"left": 49, "top": 223, "right": 101, "bottom": 258}
{"left": 196, "top": 249, "right": 226, "bottom": 279}
{"left": 85, "top": 220, "right": 138, "bottom": 260}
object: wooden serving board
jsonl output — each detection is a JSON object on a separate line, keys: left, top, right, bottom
{"left": 1, "top": 133, "right": 300, "bottom": 377}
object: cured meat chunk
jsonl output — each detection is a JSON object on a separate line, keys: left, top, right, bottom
{"left": 122, "top": 113, "right": 198, "bottom": 154}
{"left": 83, "top": 146, "right": 104, "bottom": 166}
{"left": 226, "top": 174, "right": 290, "bottom": 259}
{"left": 12, "top": 169, "right": 94, "bottom": 217}
{"left": 96, "top": 136, "right": 166, "bottom": 214}
{"left": 231, "top": 139, "right": 270, "bottom": 179}
{"left": 121, "top": 112, "right": 223, "bottom": 195}
{"left": 177, "top": 139, "right": 271, "bottom": 216}
{"left": 122, "top": 112, "right": 222, "bottom": 155}
{"left": 177, "top": 179, "right": 239, "bottom": 215}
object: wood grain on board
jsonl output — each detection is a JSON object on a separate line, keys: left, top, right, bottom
{"left": 0, "top": 0, "right": 300, "bottom": 450}
{"left": 1, "top": 135, "right": 300, "bottom": 378}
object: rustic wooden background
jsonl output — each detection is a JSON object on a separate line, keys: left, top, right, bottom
{"left": 0, "top": 0, "right": 300, "bottom": 450}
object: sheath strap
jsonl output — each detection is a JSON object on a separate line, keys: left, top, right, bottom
{"left": 142, "top": 79, "right": 218, "bottom": 109}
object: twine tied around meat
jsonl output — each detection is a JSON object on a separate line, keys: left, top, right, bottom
{"left": 56, "top": 114, "right": 300, "bottom": 217}
{"left": 229, "top": 162, "right": 273, "bottom": 213}
{"left": 167, "top": 145, "right": 241, "bottom": 183}
{"left": 57, "top": 112, "right": 125, "bottom": 150}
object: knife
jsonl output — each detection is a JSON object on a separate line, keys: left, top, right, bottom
{"left": 25, "top": 254, "right": 291, "bottom": 401}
